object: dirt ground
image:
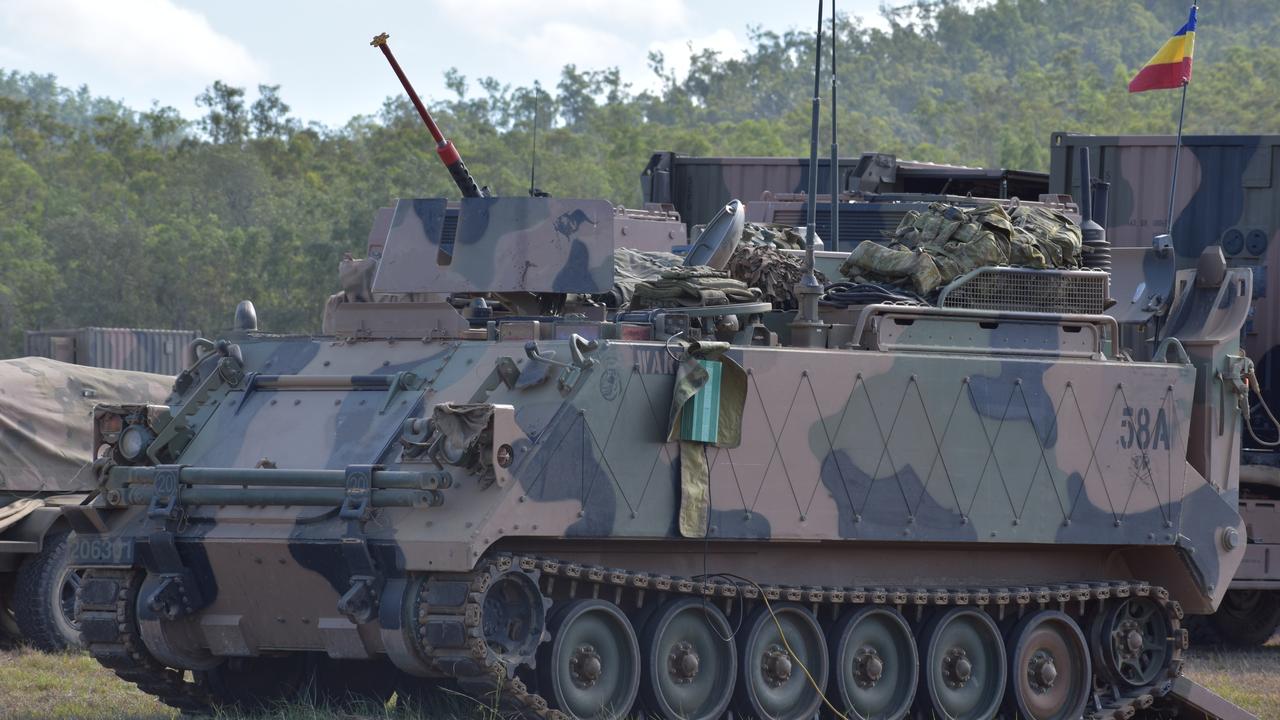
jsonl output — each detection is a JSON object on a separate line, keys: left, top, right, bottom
{"left": 0, "top": 640, "right": 1276, "bottom": 720}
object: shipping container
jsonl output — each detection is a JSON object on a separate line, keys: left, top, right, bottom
{"left": 23, "top": 327, "right": 197, "bottom": 376}
{"left": 641, "top": 151, "right": 1048, "bottom": 228}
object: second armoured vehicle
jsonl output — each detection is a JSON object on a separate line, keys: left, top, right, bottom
{"left": 67, "top": 30, "right": 1256, "bottom": 720}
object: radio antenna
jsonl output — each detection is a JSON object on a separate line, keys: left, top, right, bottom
{"left": 829, "top": 0, "right": 839, "bottom": 252}
{"left": 790, "top": 0, "right": 827, "bottom": 347}
{"left": 528, "top": 83, "right": 544, "bottom": 197}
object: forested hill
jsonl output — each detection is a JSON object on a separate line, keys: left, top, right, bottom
{"left": 0, "top": 0, "right": 1276, "bottom": 352}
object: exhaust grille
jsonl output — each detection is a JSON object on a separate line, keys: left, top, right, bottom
{"left": 938, "top": 267, "right": 1109, "bottom": 315}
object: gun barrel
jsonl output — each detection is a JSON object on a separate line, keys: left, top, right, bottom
{"left": 371, "top": 33, "right": 484, "bottom": 198}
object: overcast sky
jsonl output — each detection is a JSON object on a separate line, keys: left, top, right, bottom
{"left": 0, "top": 0, "right": 892, "bottom": 127}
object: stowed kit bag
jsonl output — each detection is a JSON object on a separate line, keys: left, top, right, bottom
{"left": 839, "top": 202, "right": 1083, "bottom": 296}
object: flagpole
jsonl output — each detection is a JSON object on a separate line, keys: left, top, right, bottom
{"left": 1165, "top": 79, "right": 1189, "bottom": 235}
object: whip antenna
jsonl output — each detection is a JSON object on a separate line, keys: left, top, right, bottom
{"left": 790, "top": 0, "right": 827, "bottom": 346}
{"left": 529, "top": 84, "right": 545, "bottom": 197}
{"left": 829, "top": 0, "right": 839, "bottom": 252}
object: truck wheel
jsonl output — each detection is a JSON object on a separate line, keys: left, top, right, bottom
{"left": 1206, "top": 590, "right": 1280, "bottom": 647}
{"left": 14, "top": 530, "right": 83, "bottom": 651}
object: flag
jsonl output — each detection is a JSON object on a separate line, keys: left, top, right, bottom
{"left": 1129, "top": 6, "right": 1197, "bottom": 93}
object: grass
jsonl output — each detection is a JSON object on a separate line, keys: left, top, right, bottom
{"left": 1182, "top": 641, "right": 1280, "bottom": 719}
{"left": 0, "top": 640, "right": 1276, "bottom": 719}
{"left": 0, "top": 646, "right": 176, "bottom": 720}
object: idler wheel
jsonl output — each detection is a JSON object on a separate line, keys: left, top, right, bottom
{"left": 480, "top": 567, "right": 549, "bottom": 669}
{"left": 733, "top": 602, "right": 827, "bottom": 720}
{"left": 1006, "top": 610, "right": 1090, "bottom": 720}
{"left": 1092, "top": 597, "right": 1171, "bottom": 687}
{"left": 918, "top": 607, "right": 1005, "bottom": 720}
{"left": 537, "top": 599, "right": 640, "bottom": 720}
{"left": 640, "top": 597, "right": 736, "bottom": 720}
{"left": 829, "top": 606, "right": 917, "bottom": 720}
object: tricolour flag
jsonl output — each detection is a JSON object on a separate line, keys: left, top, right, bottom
{"left": 1129, "top": 6, "right": 1197, "bottom": 93}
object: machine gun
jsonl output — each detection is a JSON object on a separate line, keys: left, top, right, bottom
{"left": 371, "top": 33, "right": 487, "bottom": 199}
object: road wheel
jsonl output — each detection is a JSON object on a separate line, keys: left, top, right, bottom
{"left": 1207, "top": 590, "right": 1280, "bottom": 647}
{"left": 640, "top": 597, "right": 736, "bottom": 720}
{"left": 918, "top": 607, "right": 1006, "bottom": 720}
{"left": 829, "top": 605, "right": 917, "bottom": 720}
{"left": 734, "top": 602, "right": 828, "bottom": 720}
{"left": 1006, "top": 610, "right": 1090, "bottom": 720}
{"left": 538, "top": 599, "right": 641, "bottom": 720}
{"left": 14, "top": 530, "right": 84, "bottom": 651}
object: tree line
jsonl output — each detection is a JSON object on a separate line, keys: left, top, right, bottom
{"left": 0, "top": 0, "right": 1275, "bottom": 354}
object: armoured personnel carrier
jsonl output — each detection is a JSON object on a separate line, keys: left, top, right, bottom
{"left": 67, "top": 31, "right": 1257, "bottom": 720}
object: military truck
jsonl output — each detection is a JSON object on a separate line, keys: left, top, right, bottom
{"left": 0, "top": 358, "right": 171, "bottom": 650}
{"left": 1050, "top": 133, "right": 1280, "bottom": 647}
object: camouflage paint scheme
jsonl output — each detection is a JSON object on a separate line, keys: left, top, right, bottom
{"left": 373, "top": 198, "right": 617, "bottom": 295}
{"left": 65, "top": 194, "right": 1254, "bottom": 683}
{"left": 1050, "top": 134, "right": 1280, "bottom": 612}
{"left": 1048, "top": 133, "right": 1279, "bottom": 416}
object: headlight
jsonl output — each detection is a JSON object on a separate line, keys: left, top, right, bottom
{"left": 117, "top": 423, "right": 156, "bottom": 463}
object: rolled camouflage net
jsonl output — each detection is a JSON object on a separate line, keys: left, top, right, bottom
{"left": 839, "top": 202, "right": 1082, "bottom": 296}
{"left": 724, "top": 243, "right": 828, "bottom": 310}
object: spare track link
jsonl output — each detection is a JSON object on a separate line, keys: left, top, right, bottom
{"left": 76, "top": 568, "right": 214, "bottom": 713}
{"left": 415, "top": 553, "right": 1190, "bottom": 720}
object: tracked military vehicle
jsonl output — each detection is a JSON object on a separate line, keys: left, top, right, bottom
{"left": 66, "top": 28, "right": 1258, "bottom": 720}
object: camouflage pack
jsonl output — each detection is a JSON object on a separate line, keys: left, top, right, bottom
{"left": 840, "top": 202, "right": 1082, "bottom": 295}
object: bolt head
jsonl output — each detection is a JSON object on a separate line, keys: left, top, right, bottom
{"left": 1125, "top": 630, "right": 1144, "bottom": 653}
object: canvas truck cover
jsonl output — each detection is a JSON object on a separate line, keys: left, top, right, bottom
{"left": 0, "top": 357, "right": 172, "bottom": 493}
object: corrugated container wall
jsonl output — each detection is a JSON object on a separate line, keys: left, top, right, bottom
{"left": 23, "top": 328, "right": 196, "bottom": 376}
{"left": 1048, "top": 133, "right": 1279, "bottom": 258}
{"left": 642, "top": 151, "right": 1049, "bottom": 232}
{"left": 1048, "top": 132, "right": 1280, "bottom": 429}
{"left": 642, "top": 153, "right": 861, "bottom": 228}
